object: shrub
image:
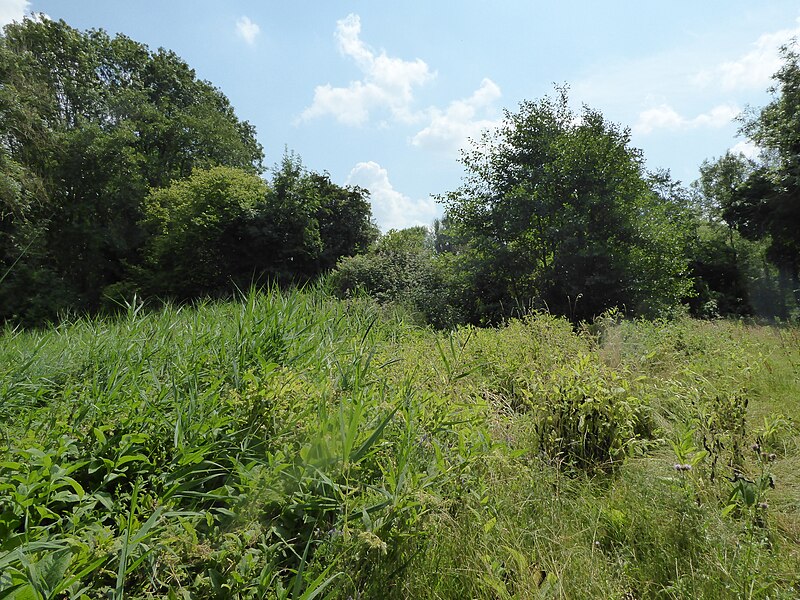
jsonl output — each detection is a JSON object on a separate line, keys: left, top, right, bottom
{"left": 525, "top": 354, "right": 653, "bottom": 470}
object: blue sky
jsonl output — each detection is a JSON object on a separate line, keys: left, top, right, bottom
{"left": 3, "top": 1, "right": 799, "bottom": 231}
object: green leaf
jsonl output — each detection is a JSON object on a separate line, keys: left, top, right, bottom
{"left": 350, "top": 402, "right": 401, "bottom": 464}
{"left": 28, "top": 549, "right": 72, "bottom": 597}
{"left": 0, "top": 584, "right": 35, "bottom": 600}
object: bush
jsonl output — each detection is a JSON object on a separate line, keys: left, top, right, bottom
{"left": 526, "top": 354, "right": 653, "bottom": 470}
{"left": 329, "top": 232, "right": 464, "bottom": 328}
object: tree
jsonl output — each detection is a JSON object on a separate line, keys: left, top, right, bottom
{"left": 313, "top": 171, "right": 378, "bottom": 272}
{"left": 712, "top": 42, "right": 800, "bottom": 315}
{"left": 0, "top": 17, "right": 263, "bottom": 322}
{"left": 690, "top": 50, "right": 800, "bottom": 319}
{"left": 140, "top": 166, "right": 268, "bottom": 299}
{"left": 141, "top": 155, "right": 377, "bottom": 300}
{"left": 238, "top": 152, "right": 377, "bottom": 284}
{"left": 694, "top": 152, "right": 756, "bottom": 226}
{"left": 442, "top": 88, "right": 693, "bottom": 323}
{"left": 688, "top": 152, "right": 776, "bottom": 317}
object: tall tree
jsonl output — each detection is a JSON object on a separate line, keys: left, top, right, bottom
{"left": 443, "top": 87, "right": 693, "bottom": 323}
{"left": 240, "top": 152, "right": 376, "bottom": 283}
{"left": 0, "top": 17, "right": 263, "bottom": 322}
{"left": 726, "top": 43, "right": 800, "bottom": 314}
{"left": 139, "top": 155, "right": 378, "bottom": 300}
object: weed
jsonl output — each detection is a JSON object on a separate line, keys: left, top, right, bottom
{"left": 1, "top": 291, "right": 799, "bottom": 597}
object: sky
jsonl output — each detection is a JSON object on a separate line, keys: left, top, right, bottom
{"left": 2, "top": 1, "right": 799, "bottom": 231}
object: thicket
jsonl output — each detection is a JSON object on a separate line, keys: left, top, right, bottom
{"left": 0, "top": 19, "right": 376, "bottom": 325}
{"left": 332, "top": 48, "right": 800, "bottom": 326}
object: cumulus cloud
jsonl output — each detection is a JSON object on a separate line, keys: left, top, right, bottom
{"left": 694, "top": 19, "right": 800, "bottom": 91}
{"left": 633, "top": 103, "right": 740, "bottom": 135}
{"left": 730, "top": 140, "right": 761, "bottom": 160}
{"left": 301, "top": 14, "right": 435, "bottom": 125}
{"left": 0, "top": 0, "right": 29, "bottom": 26}
{"left": 411, "top": 78, "right": 502, "bottom": 153}
{"left": 347, "top": 161, "right": 438, "bottom": 231}
{"left": 634, "top": 105, "right": 684, "bottom": 134}
{"left": 236, "top": 16, "right": 260, "bottom": 45}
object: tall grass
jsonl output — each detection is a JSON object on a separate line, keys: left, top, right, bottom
{"left": 1, "top": 290, "right": 798, "bottom": 598}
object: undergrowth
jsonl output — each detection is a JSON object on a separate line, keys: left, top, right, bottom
{"left": 1, "top": 291, "right": 798, "bottom": 598}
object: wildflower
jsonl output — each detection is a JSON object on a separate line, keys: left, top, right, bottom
{"left": 758, "top": 502, "right": 769, "bottom": 510}
{"left": 768, "top": 453, "right": 777, "bottom": 462}
{"left": 751, "top": 443, "right": 760, "bottom": 452}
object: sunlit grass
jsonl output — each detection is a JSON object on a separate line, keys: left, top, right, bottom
{"left": 1, "top": 290, "right": 798, "bottom": 598}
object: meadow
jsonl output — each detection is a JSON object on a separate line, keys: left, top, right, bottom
{"left": 0, "top": 287, "right": 798, "bottom": 599}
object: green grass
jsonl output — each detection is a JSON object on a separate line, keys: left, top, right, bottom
{"left": 1, "top": 289, "right": 798, "bottom": 598}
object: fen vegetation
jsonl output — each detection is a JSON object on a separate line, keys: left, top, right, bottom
{"left": 1, "top": 17, "right": 800, "bottom": 599}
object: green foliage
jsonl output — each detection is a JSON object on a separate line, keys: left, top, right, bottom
{"left": 527, "top": 354, "right": 652, "bottom": 470}
{"left": 0, "top": 17, "right": 263, "bottom": 324}
{"left": 250, "top": 152, "right": 377, "bottom": 283}
{"left": 0, "top": 18, "right": 377, "bottom": 324}
{"left": 433, "top": 317, "right": 654, "bottom": 471}
{"left": 137, "top": 152, "right": 377, "bottom": 301}
{"left": 141, "top": 166, "right": 268, "bottom": 298}
{"left": 442, "top": 86, "right": 693, "bottom": 323}
{"left": 0, "top": 288, "right": 492, "bottom": 597}
{"left": 329, "top": 227, "right": 463, "bottom": 328}
{"left": 1, "top": 293, "right": 800, "bottom": 596}
{"left": 697, "top": 42, "right": 800, "bottom": 318}
{"left": 690, "top": 151, "right": 789, "bottom": 319}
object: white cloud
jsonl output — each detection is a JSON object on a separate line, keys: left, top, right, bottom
{"left": 694, "top": 104, "right": 742, "bottom": 127}
{"left": 347, "top": 161, "right": 438, "bottom": 231}
{"left": 694, "top": 19, "right": 800, "bottom": 91}
{"left": 411, "top": 78, "right": 502, "bottom": 153}
{"left": 301, "top": 14, "right": 435, "bottom": 125}
{"left": 633, "top": 103, "right": 740, "bottom": 135}
{"left": 634, "top": 105, "right": 684, "bottom": 134}
{"left": 236, "top": 16, "right": 260, "bottom": 45}
{"left": 730, "top": 140, "right": 760, "bottom": 160}
{"left": 0, "top": 0, "right": 29, "bottom": 26}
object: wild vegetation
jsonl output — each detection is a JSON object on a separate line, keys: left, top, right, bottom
{"left": 2, "top": 16, "right": 800, "bottom": 599}
{"left": 334, "top": 47, "right": 800, "bottom": 326}
{"left": 3, "top": 18, "right": 800, "bottom": 328}
{"left": 0, "top": 18, "right": 375, "bottom": 325}
{"left": 0, "top": 288, "right": 799, "bottom": 598}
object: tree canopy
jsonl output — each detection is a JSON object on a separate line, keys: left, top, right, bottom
{"left": 694, "top": 42, "right": 800, "bottom": 318}
{"left": 0, "top": 19, "right": 378, "bottom": 325}
{"left": 4, "top": 17, "right": 798, "bottom": 327}
{"left": 442, "top": 88, "right": 693, "bottom": 323}
{"left": 736, "top": 43, "right": 800, "bottom": 310}
{"left": 129, "top": 154, "right": 377, "bottom": 302}
{"left": 0, "top": 17, "right": 264, "bottom": 322}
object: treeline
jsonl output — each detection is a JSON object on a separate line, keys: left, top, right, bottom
{"left": 2, "top": 18, "right": 799, "bottom": 328}
{"left": 333, "top": 52, "right": 800, "bottom": 326}
{"left": 0, "top": 18, "right": 376, "bottom": 325}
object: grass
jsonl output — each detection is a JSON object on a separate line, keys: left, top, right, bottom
{"left": 0, "top": 289, "right": 798, "bottom": 598}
